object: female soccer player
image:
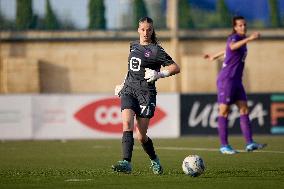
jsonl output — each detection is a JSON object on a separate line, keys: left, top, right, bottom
{"left": 204, "top": 16, "right": 266, "bottom": 154}
{"left": 112, "top": 17, "right": 180, "bottom": 173}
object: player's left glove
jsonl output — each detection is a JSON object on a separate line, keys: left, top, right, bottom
{"left": 144, "top": 68, "right": 170, "bottom": 83}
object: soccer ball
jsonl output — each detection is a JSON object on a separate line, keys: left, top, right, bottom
{"left": 182, "top": 155, "right": 205, "bottom": 177}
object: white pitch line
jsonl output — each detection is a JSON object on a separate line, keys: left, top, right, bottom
{"left": 65, "top": 179, "right": 93, "bottom": 182}
{"left": 155, "top": 147, "right": 220, "bottom": 152}
{"left": 154, "top": 146, "right": 284, "bottom": 154}
{"left": 93, "top": 145, "right": 284, "bottom": 154}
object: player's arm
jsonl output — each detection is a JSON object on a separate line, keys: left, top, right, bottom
{"left": 229, "top": 32, "right": 260, "bottom": 50}
{"left": 204, "top": 50, "right": 225, "bottom": 62}
{"left": 163, "top": 62, "right": 180, "bottom": 76}
{"left": 144, "top": 46, "right": 180, "bottom": 83}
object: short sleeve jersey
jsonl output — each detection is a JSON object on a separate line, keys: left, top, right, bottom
{"left": 124, "top": 41, "right": 174, "bottom": 92}
{"left": 218, "top": 33, "right": 247, "bottom": 81}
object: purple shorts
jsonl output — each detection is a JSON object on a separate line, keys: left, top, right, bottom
{"left": 217, "top": 79, "right": 247, "bottom": 105}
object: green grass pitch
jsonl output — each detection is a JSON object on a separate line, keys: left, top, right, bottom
{"left": 0, "top": 136, "right": 283, "bottom": 189}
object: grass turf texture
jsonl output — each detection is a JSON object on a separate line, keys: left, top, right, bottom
{"left": 0, "top": 136, "right": 283, "bottom": 189}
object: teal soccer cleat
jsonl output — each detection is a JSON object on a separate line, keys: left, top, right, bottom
{"left": 112, "top": 160, "right": 132, "bottom": 174}
{"left": 150, "top": 157, "right": 163, "bottom": 175}
{"left": 245, "top": 142, "right": 267, "bottom": 152}
{"left": 220, "top": 145, "right": 238, "bottom": 154}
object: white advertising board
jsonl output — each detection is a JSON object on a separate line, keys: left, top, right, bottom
{"left": 0, "top": 96, "right": 32, "bottom": 139}
{"left": 32, "top": 94, "right": 180, "bottom": 139}
{"left": 0, "top": 94, "right": 179, "bottom": 140}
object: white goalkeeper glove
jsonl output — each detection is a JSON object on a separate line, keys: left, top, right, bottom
{"left": 144, "top": 68, "right": 170, "bottom": 83}
{"left": 114, "top": 84, "right": 124, "bottom": 96}
{"left": 114, "top": 74, "right": 128, "bottom": 96}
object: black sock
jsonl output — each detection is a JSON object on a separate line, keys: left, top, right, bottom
{"left": 122, "top": 131, "right": 134, "bottom": 162}
{"left": 141, "top": 137, "right": 157, "bottom": 160}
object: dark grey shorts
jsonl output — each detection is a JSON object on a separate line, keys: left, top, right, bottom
{"left": 120, "top": 86, "right": 156, "bottom": 118}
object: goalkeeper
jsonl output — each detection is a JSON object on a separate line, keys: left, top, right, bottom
{"left": 112, "top": 17, "right": 180, "bottom": 174}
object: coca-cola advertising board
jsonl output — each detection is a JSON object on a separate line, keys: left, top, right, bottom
{"left": 32, "top": 94, "right": 179, "bottom": 139}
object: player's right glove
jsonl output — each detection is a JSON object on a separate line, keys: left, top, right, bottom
{"left": 114, "top": 84, "right": 124, "bottom": 96}
{"left": 144, "top": 68, "right": 170, "bottom": 83}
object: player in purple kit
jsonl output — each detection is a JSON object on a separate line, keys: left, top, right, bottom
{"left": 204, "top": 16, "right": 266, "bottom": 154}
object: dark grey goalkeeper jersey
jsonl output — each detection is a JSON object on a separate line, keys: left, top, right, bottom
{"left": 124, "top": 41, "right": 174, "bottom": 93}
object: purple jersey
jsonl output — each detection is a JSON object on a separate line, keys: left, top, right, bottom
{"left": 218, "top": 33, "right": 247, "bottom": 81}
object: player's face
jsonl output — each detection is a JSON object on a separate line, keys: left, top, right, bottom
{"left": 138, "top": 21, "right": 153, "bottom": 44}
{"left": 234, "top": 19, "right": 247, "bottom": 35}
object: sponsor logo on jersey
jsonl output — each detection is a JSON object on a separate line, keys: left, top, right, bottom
{"left": 130, "top": 57, "right": 141, "bottom": 71}
{"left": 144, "top": 50, "right": 151, "bottom": 57}
{"left": 74, "top": 97, "right": 166, "bottom": 133}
